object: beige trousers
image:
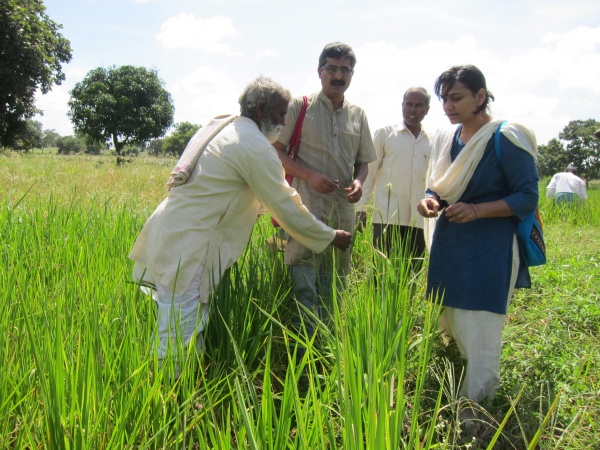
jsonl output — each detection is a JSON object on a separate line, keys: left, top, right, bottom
{"left": 439, "top": 236, "right": 520, "bottom": 402}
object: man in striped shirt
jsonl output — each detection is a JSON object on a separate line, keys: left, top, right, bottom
{"left": 273, "top": 42, "right": 376, "bottom": 337}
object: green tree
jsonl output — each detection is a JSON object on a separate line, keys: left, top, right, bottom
{"left": 162, "top": 122, "right": 202, "bottom": 157}
{"left": 537, "top": 138, "right": 570, "bottom": 178}
{"left": 121, "top": 144, "right": 140, "bottom": 157}
{"left": 0, "top": 0, "right": 72, "bottom": 148}
{"left": 67, "top": 65, "right": 175, "bottom": 157}
{"left": 85, "top": 141, "right": 104, "bottom": 155}
{"left": 13, "top": 119, "right": 43, "bottom": 151}
{"left": 56, "top": 135, "right": 85, "bottom": 155}
{"left": 537, "top": 119, "right": 600, "bottom": 182}
{"left": 559, "top": 119, "right": 600, "bottom": 182}
{"left": 147, "top": 138, "right": 163, "bottom": 156}
{"left": 41, "top": 129, "right": 61, "bottom": 149}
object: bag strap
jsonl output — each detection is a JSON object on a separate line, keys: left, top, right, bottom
{"left": 494, "top": 120, "right": 508, "bottom": 163}
{"left": 168, "top": 114, "right": 237, "bottom": 188}
{"left": 270, "top": 96, "right": 308, "bottom": 228}
{"left": 495, "top": 120, "right": 544, "bottom": 233}
{"left": 287, "top": 96, "right": 308, "bottom": 160}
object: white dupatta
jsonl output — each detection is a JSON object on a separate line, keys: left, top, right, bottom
{"left": 167, "top": 114, "right": 238, "bottom": 188}
{"left": 424, "top": 119, "right": 537, "bottom": 249}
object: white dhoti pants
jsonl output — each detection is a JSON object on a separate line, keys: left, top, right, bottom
{"left": 154, "top": 266, "right": 209, "bottom": 363}
{"left": 439, "top": 236, "right": 520, "bottom": 402}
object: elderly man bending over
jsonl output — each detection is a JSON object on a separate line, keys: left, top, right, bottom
{"left": 129, "top": 77, "right": 352, "bottom": 376}
{"left": 546, "top": 165, "right": 587, "bottom": 204}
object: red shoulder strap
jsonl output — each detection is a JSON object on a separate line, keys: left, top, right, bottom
{"left": 287, "top": 96, "right": 308, "bottom": 160}
{"left": 271, "top": 96, "right": 309, "bottom": 227}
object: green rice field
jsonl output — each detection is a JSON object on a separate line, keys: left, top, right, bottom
{"left": 1, "top": 152, "right": 598, "bottom": 449}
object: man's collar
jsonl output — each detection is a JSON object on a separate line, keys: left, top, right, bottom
{"left": 401, "top": 121, "right": 428, "bottom": 138}
{"left": 318, "top": 91, "right": 344, "bottom": 111}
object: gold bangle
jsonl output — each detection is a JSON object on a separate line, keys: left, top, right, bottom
{"left": 471, "top": 203, "right": 478, "bottom": 218}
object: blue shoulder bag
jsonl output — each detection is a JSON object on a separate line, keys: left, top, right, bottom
{"left": 494, "top": 121, "right": 547, "bottom": 267}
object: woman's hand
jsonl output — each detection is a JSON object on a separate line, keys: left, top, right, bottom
{"left": 417, "top": 197, "right": 441, "bottom": 218}
{"left": 446, "top": 202, "right": 478, "bottom": 223}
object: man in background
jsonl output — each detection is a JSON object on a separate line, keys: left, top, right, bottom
{"left": 357, "top": 87, "right": 433, "bottom": 270}
{"left": 546, "top": 165, "right": 587, "bottom": 204}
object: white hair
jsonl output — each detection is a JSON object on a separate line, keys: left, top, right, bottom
{"left": 239, "top": 76, "right": 291, "bottom": 115}
{"left": 404, "top": 86, "right": 431, "bottom": 106}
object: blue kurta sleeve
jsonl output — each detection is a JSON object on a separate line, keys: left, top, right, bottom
{"left": 497, "top": 134, "right": 539, "bottom": 221}
{"left": 426, "top": 188, "right": 448, "bottom": 209}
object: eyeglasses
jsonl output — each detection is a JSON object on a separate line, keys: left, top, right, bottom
{"left": 321, "top": 65, "right": 353, "bottom": 75}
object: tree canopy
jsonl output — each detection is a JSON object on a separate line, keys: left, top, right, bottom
{"left": 12, "top": 119, "right": 43, "bottom": 151}
{"left": 0, "top": 0, "right": 72, "bottom": 148}
{"left": 162, "top": 122, "right": 202, "bottom": 157}
{"left": 41, "top": 129, "right": 61, "bottom": 148}
{"left": 147, "top": 138, "right": 163, "bottom": 156}
{"left": 56, "top": 135, "right": 85, "bottom": 155}
{"left": 537, "top": 139, "right": 570, "bottom": 178}
{"left": 67, "top": 65, "right": 175, "bottom": 156}
{"left": 538, "top": 119, "right": 600, "bottom": 182}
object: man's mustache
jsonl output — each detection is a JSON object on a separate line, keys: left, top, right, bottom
{"left": 330, "top": 80, "right": 345, "bottom": 86}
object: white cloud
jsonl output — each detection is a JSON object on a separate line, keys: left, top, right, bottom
{"left": 28, "top": 2, "right": 600, "bottom": 147}
{"left": 254, "top": 49, "right": 278, "bottom": 59}
{"left": 545, "top": 26, "right": 600, "bottom": 92}
{"left": 33, "top": 65, "right": 92, "bottom": 136}
{"left": 169, "top": 66, "right": 240, "bottom": 126}
{"left": 490, "top": 25, "right": 600, "bottom": 142}
{"left": 33, "top": 86, "right": 73, "bottom": 136}
{"left": 349, "top": 38, "right": 498, "bottom": 136}
{"left": 156, "top": 14, "right": 238, "bottom": 53}
{"left": 344, "top": 28, "right": 600, "bottom": 144}
{"left": 502, "top": 26, "right": 600, "bottom": 92}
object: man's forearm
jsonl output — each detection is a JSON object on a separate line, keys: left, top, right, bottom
{"left": 353, "top": 162, "right": 369, "bottom": 184}
{"left": 273, "top": 141, "right": 311, "bottom": 180}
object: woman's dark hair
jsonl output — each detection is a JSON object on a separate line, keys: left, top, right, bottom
{"left": 434, "top": 64, "right": 495, "bottom": 115}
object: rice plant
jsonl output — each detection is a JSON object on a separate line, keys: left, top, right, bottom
{"left": 1, "top": 153, "right": 598, "bottom": 449}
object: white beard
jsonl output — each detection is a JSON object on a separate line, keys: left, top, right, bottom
{"left": 260, "top": 117, "right": 283, "bottom": 143}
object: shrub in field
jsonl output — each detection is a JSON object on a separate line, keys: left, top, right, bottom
{"left": 162, "top": 122, "right": 202, "bottom": 157}
{"left": 85, "top": 141, "right": 104, "bottom": 155}
{"left": 56, "top": 135, "right": 85, "bottom": 155}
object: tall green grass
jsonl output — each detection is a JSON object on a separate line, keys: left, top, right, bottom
{"left": 1, "top": 153, "right": 598, "bottom": 448}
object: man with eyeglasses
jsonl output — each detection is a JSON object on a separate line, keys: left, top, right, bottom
{"left": 273, "top": 42, "right": 376, "bottom": 339}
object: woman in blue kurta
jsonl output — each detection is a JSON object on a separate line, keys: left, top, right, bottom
{"left": 417, "top": 65, "right": 539, "bottom": 411}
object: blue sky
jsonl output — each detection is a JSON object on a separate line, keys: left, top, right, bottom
{"left": 34, "top": 0, "right": 600, "bottom": 145}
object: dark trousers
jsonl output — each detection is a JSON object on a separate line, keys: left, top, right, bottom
{"left": 373, "top": 224, "right": 426, "bottom": 271}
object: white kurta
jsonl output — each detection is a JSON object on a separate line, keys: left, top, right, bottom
{"left": 130, "top": 116, "right": 335, "bottom": 300}
{"left": 358, "top": 123, "right": 432, "bottom": 228}
{"left": 546, "top": 171, "right": 587, "bottom": 199}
